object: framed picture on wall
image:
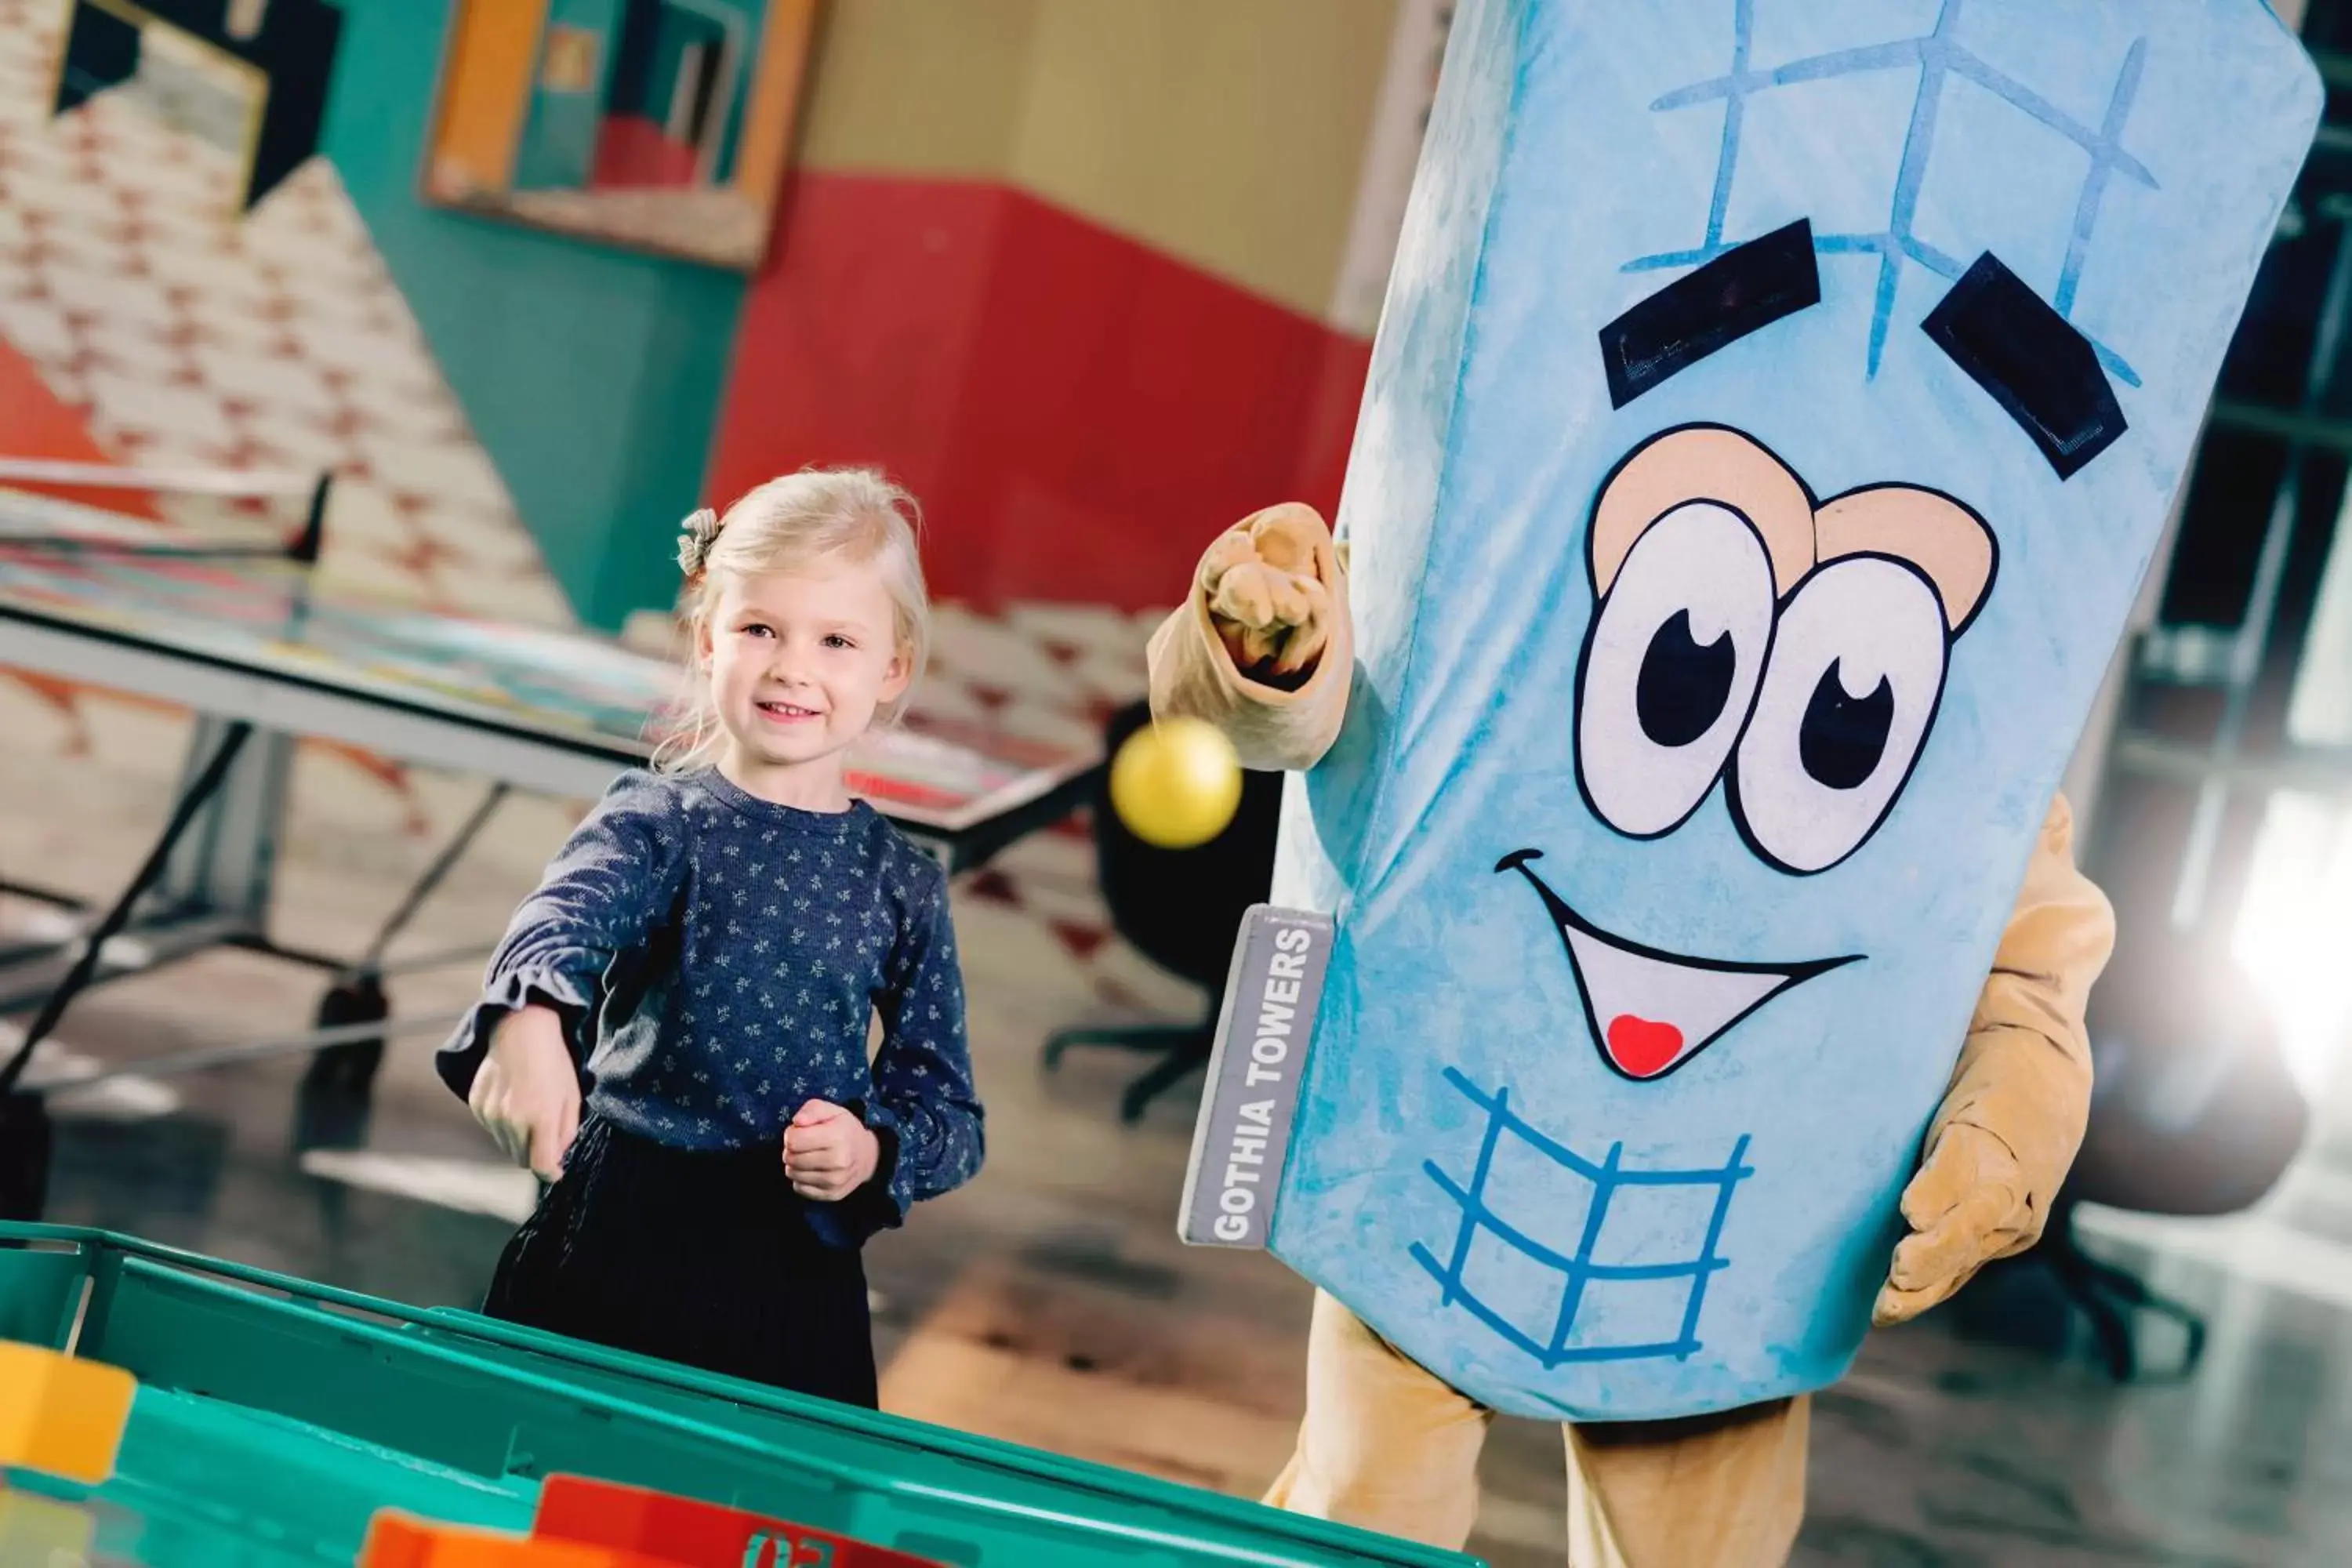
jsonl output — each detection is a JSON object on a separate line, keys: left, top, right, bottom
{"left": 47, "top": 0, "right": 344, "bottom": 220}
{"left": 419, "top": 0, "right": 818, "bottom": 272}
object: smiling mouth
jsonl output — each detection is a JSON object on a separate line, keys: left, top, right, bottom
{"left": 755, "top": 699, "right": 823, "bottom": 722}
{"left": 1496, "top": 849, "right": 1862, "bottom": 1082}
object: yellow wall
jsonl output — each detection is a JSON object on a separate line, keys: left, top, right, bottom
{"left": 797, "top": 0, "right": 1042, "bottom": 178}
{"left": 793, "top": 0, "right": 1401, "bottom": 325}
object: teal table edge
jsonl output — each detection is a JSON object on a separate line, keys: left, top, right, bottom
{"left": 0, "top": 1222, "right": 1486, "bottom": 1567}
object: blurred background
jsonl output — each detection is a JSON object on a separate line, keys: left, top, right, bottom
{"left": 0, "top": 0, "right": 2350, "bottom": 1563}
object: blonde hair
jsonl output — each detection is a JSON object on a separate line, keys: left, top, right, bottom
{"left": 651, "top": 466, "right": 931, "bottom": 774}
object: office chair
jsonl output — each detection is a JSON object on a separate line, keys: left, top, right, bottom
{"left": 1045, "top": 698, "right": 1285, "bottom": 1123}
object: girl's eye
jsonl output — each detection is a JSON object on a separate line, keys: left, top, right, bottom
{"left": 824, "top": 634, "right": 855, "bottom": 649}
{"left": 742, "top": 623, "right": 773, "bottom": 639}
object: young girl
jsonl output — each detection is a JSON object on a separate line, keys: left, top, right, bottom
{"left": 436, "top": 467, "right": 984, "bottom": 1408}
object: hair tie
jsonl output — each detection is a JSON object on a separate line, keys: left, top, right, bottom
{"left": 676, "top": 506, "right": 722, "bottom": 579}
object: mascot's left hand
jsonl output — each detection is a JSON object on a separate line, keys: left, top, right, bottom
{"left": 1871, "top": 1120, "right": 2039, "bottom": 1326}
{"left": 1871, "top": 798, "right": 2109, "bottom": 1327}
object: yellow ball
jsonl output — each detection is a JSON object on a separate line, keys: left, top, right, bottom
{"left": 1109, "top": 716, "right": 1244, "bottom": 849}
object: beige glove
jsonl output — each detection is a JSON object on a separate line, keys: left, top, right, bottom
{"left": 1872, "top": 793, "right": 2115, "bottom": 1326}
{"left": 1200, "top": 504, "right": 1338, "bottom": 682}
{"left": 1146, "top": 503, "right": 1354, "bottom": 774}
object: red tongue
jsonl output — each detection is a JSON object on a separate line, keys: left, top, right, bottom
{"left": 1606, "top": 1014, "right": 1686, "bottom": 1078}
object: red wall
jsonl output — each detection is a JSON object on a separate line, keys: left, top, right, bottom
{"left": 706, "top": 172, "right": 1371, "bottom": 612}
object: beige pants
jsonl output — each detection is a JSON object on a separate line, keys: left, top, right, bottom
{"left": 1263, "top": 1290, "right": 1809, "bottom": 1567}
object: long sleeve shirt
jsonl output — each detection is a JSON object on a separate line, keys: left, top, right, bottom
{"left": 437, "top": 766, "right": 985, "bottom": 1247}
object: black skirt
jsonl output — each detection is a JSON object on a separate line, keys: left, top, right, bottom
{"left": 482, "top": 1115, "right": 877, "bottom": 1408}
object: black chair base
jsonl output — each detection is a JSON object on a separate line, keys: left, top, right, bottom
{"left": 2042, "top": 1221, "right": 2208, "bottom": 1383}
{"left": 1044, "top": 1020, "right": 1211, "bottom": 1124}
{"left": 1953, "top": 1217, "right": 2209, "bottom": 1384}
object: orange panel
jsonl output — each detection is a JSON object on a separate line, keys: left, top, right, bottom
{"left": 428, "top": 0, "right": 549, "bottom": 199}
{"left": 0, "top": 335, "right": 156, "bottom": 517}
{"left": 730, "top": 0, "right": 818, "bottom": 208}
{"left": 0, "top": 1343, "right": 137, "bottom": 1487}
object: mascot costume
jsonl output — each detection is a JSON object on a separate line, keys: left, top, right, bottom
{"left": 1145, "top": 2, "right": 2321, "bottom": 1563}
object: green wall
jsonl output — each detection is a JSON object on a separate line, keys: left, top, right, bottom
{"left": 317, "top": 0, "right": 742, "bottom": 631}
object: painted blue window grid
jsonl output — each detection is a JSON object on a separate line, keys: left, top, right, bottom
{"left": 1628, "top": 0, "right": 2153, "bottom": 387}
{"left": 1412, "top": 1067, "right": 1755, "bottom": 1367}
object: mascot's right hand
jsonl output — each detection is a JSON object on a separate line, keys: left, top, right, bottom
{"left": 1197, "top": 503, "right": 1335, "bottom": 682}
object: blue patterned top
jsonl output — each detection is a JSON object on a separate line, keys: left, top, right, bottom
{"left": 437, "top": 767, "right": 984, "bottom": 1248}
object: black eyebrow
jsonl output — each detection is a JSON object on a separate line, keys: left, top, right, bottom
{"left": 1921, "top": 252, "right": 2125, "bottom": 480}
{"left": 1599, "top": 219, "right": 1822, "bottom": 409}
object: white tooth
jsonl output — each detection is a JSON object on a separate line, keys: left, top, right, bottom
{"left": 1562, "top": 927, "right": 1788, "bottom": 1061}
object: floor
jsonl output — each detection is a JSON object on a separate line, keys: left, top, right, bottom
{"left": 7, "top": 669, "right": 2352, "bottom": 1568}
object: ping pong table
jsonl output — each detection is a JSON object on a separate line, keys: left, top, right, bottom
{"left": 0, "top": 466, "right": 1105, "bottom": 1214}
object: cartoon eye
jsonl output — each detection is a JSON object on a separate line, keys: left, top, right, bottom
{"left": 1729, "top": 557, "right": 1949, "bottom": 874}
{"left": 1577, "top": 502, "right": 1777, "bottom": 838}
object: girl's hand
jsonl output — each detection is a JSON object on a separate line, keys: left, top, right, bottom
{"left": 784, "top": 1099, "right": 879, "bottom": 1202}
{"left": 471, "top": 1006, "right": 580, "bottom": 1181}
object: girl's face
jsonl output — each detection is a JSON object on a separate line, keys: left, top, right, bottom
{"left": 699, "top": 558, "right": 909, "bottom": 801}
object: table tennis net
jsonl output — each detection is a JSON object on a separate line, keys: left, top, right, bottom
{"left": 0, "top": 458, "right": 326, "bottom": 560}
